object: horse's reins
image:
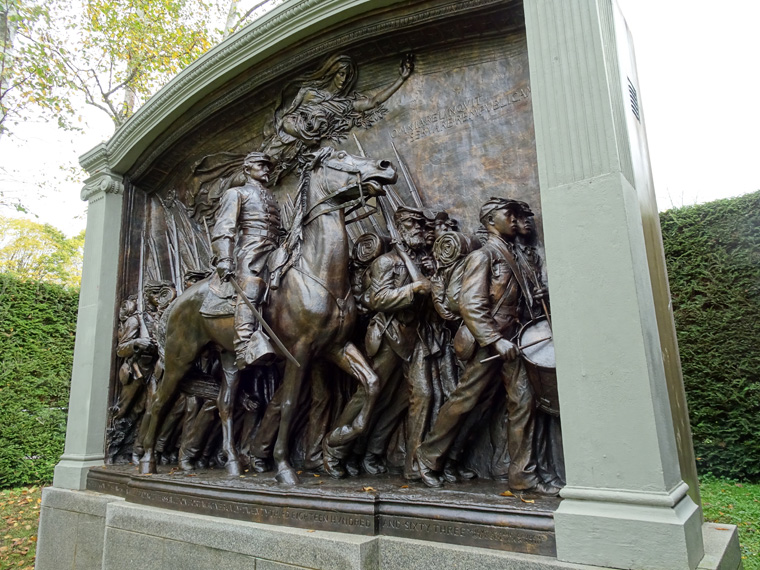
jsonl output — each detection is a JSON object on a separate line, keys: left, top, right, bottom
{"left": 292, "top": 265, "right": 352, "bottom": 328}
{"left": 300, "top": 159, "right": 373, "bottom": 226}
{"left": 291, "top": 156, "right": 375, "bottom": 325}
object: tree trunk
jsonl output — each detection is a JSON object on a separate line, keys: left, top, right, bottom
{"left": 222, "top": 0, "right": 241, "bottom": 40}
{"left": 0, "top": 0, "right": 19, "bottom": 140}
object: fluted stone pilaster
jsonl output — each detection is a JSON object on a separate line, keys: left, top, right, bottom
{"left": 525, "top": 1, "right": 704, "bottom": 568}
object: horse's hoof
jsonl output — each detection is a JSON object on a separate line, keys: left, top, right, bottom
{"left": 275, "top": 468, "right": 300, "bottom": 485}
{"left": 139, "top": 459, "right": 156, "bottom": 475}
{"left": 226, "top": 460, "right": 243, "bottom": 477}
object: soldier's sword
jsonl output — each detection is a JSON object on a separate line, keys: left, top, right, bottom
{"left": 228, "top": 277, "right": 300, "bottom": 368}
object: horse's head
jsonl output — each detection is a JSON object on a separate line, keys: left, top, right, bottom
{"left": 308, "top": 147, "right": 397, "bottom": 205}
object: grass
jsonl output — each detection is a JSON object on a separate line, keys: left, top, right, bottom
{"left": 701, "top": 475, "right": 760, "bottom": 568}
{"left": 0, "top": 486, "right": 41, "bottom": 570}
{"left": 0, "top": 478, "right": 757, "bottom": 568}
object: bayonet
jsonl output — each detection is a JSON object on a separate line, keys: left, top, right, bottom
{"left": 391, "top": 139, "right": 424, "bottom": 209}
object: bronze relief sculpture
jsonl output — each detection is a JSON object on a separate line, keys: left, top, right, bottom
{"left": 138, "top": 146, "right": 396, "bottom": 485}
{"left": 110, "top": 43, "right": 562, "bottom": 507}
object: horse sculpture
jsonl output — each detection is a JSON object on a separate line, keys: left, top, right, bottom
{"left": 139, "top": 147, "right": 396, "bottom": 485}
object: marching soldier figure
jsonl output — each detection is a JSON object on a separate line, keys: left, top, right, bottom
{"left": 416, "top": 197, "right": 560, "bottom": 495}
{"left": 211, "top": 152, "right": 282, "bottom": 369}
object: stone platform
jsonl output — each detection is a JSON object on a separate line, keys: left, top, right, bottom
{"left": 87, "top": 465, "right": 559, "bottom": 556}
{"left": 36, "top": 486, "right": 742, "bottom": 570}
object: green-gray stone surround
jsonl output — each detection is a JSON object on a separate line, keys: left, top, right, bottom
{"left": 36, "top": 487, "right": 742, "bottom": 570}
{"left": 41, "top": 0, "right": 745, "bottom": 568}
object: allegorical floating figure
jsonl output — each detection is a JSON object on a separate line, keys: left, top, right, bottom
{"left": 262, "top": 53, "right": 414, "bottom": 183}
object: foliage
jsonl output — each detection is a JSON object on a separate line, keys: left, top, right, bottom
{"left": 0, "top": 485, "right": 40, "bottom": 568}
{"left": 700, "top": 475, "right": 760, "bottom": 567}
{"left": 1, "top": 0, "right": 215, "bottom": 135}
{"left": 0, "top": 0, "right": 80, "bottom": 137}
{"left": 661, "top": 191, "right": 760, "bottom": 481}
{"left": 0, "top": 215, "right": 84, "bottom": 287}
{"left": 0, "top": 274, "right": 78, "bottom": 488}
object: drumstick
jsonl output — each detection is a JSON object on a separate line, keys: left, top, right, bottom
{"left": 479, "top": 336, "right": 553, "bottom": 363}
{"left": 541, "top": 299, "right": 552, "bottom": 330}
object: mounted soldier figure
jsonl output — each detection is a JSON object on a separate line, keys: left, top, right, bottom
{"left": 211, "top": 151, "right": 282, "bottom": 369}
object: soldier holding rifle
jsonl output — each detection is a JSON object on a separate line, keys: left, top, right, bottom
{"left": 324, "top": 206, "right": 435, "bottom": 479}
{"left": 416, "top": 198, "right": 560, "bottom": 495}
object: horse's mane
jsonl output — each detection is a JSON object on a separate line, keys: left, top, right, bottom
{"left": 280, "top": 147, "right": 334, "bottom": 269}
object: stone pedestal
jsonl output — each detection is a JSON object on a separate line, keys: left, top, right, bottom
{"left": 36, "top": 487, "right": 741, "bottom": 570}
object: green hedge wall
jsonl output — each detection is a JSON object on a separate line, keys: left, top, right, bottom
{"left": 0, "top": 274, "right": 78, "bottom": 488}
{"left": 661, "top": 191, "right": 760, "bottom": 480}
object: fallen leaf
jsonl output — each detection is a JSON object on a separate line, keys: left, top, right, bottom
{"left": 307, "top": 529, "right": 315, "bottom": 533}
{"left": 500, "top": 490, "right": 515, "bottom": 497}
{"left": 400, "top": 485, "right": 409, "bottom": 489}
{"left": 519, "top": 496, "right": 535, "bottom": 504}
{"left": 716, "top": 527, "right": 731, "bottom": 531}
{"left": 362, "top": 486, "right": 376, "bottom": 492}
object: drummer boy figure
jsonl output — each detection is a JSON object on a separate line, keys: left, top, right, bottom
{"left": 416, "top": 197, "right": 560, "bottom": 496}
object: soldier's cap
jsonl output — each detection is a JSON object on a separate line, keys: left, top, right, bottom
{"left": 243, "top": 151, "right": 273, "bottom": 166}
{"left": 433, "top": 211, "right": 451, "bottom": 222}
{"left": 479, "top": 197, "right": 527, "bottom": 223}
{"left": 516, "top": 200, "right": 535, "bottom": 217}
{"left": 394, "top": 206, "right": 426, "bottom": 224}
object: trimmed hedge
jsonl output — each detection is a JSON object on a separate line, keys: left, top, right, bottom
{"left": 0, "top": 274, "right": 78, "bottom": 488}
{"left": 661, "top": 191, "right": 760, "bottom": 480}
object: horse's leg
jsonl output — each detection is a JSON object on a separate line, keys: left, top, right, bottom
{"left": 218, "top": 351, "right": 242, "bottom": 476}
{"left": 325, "top": 342, "right": 380, "bottom": 447}
{"left": 273, "top": 342, "right": 311, "bottom": 485}
{"left": 139, "top": 345, "right": 196, "bottom": 474}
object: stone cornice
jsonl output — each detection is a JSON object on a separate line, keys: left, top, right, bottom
{"left": 81, "top": 0, "right": 406, "bottom": 179}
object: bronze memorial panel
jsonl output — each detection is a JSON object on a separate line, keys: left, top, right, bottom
{"left": 95, "top": 0, "right": 564, "bottom": 556}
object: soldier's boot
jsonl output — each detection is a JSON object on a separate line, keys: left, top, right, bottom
{"left": 234, "top": 298, "right": 276, "bottom": 369}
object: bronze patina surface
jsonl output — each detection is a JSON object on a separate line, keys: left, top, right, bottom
{"left": 103, "top": 0, "right": 564, "bottom": 556}
{"left": 88, "top": 465, "right": 558, "bottom": 555}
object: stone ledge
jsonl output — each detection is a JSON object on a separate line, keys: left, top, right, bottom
{"left": 35, "top": 488, "right": 744, "bottom": 570}
{"left": 41, "top": 486, "right": 124, "bottom": 517}
{"left": 697, "top": 523, "right": 742, "bottom": 570}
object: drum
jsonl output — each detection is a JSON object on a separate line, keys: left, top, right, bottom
{"left": 518, "top": 317, "right": 560, "bottom": 416}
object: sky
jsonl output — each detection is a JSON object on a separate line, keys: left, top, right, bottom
{"left": 1, "top": 0, "right": 758, "bottom": 236}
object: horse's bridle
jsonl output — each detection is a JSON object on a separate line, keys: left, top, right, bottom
{"left": 301, "top": 158, "right": 375, "bottom": 227}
